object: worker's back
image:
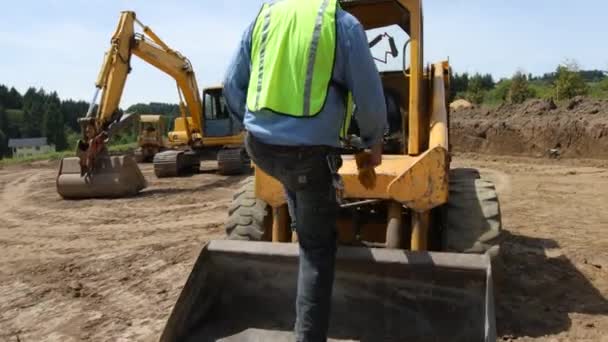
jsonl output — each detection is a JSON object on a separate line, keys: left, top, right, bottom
{"left": 224, "top": 1, "right": 387, "bottom": 148}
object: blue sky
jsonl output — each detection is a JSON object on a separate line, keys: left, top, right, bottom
{"left": 1, "top": 0, "right": 606, "bottom": 106}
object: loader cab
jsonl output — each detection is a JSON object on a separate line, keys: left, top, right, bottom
{"left": 202, "top": 87, "right": 243, "bottom": 138}
{"left": 366, "top": 24, "right": 411, "bottom": 153}
{"left": 341, "top": 0, "right": 428, "bottom": 155}
{"left": 162, "top": 2, "right": 497, "bottom": 341}
{"left": 138, "top": 115, "right": 165, "bottom": 147}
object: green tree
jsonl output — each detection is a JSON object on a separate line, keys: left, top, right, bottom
{"left": 553, "top": 61, "right": 589, "bottom": 100}
{"left": 579, "top": 70, "right": 606, "bottom": 82}
{"left": 0, "top": 85, "right": 8, "bottom": 108}
{"left": 599, "top": 77, "right": 608, "bottom": 91}
{"left": 22, "top": 87, "right": 46, "bottom": 137}
{"left": 485, "top": 79, "right": 512, "bottom": 104}
{"left": 8, "top": 87, "right": 23, "bottom": 109}
{"left": 0, "top": 107, "right": 8, "bottom": 158}
{"left": 44, "top": 92, "right": 68, "bottom": 151}
{"left": 0, "top": 85, "right": 23, "bottom": 109}
{"left": 61, "top": 99, "right": 90, "bottom": 132}
{"left": 477, "top": 73, "right": 495, "bottom": 90}
{"left": 509, "top": 71, "right": 535, "bottom": 104}
{"left": 465, "top": 76, "right": 486, "bottom": 104}
{"left": 450, "top": 72, "right": 469, "bottom": 100}
{"left": 0, "top": 106, "right": 8, "bottom": 134}
{"left": 126, "top": 102, "right": 180, "bottom": 117}
{"left": 0, "top": 130, "right": 7, "bottom": 159}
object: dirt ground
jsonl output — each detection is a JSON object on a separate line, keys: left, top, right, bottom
{"left": 451, "top": 97, "right": 608, "bottom": 159}
{"left": 0, "top": 155, "right": 607, "bottom": 342}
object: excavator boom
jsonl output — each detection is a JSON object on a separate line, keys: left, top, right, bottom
{"left": 57, "top": 11, "right": 206, "bottom": 199}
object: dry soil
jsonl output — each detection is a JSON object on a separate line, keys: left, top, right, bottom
{"left": 451, "top": 97, "right": 608, "bottom": 159}
{"left": 0, "top": 156, "right": 607, "bottom": 342}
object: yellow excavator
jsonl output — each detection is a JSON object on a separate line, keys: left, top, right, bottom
{"left": 161, "top": 1, "right": 502, "bottom": 341}
{"left": 56, "top": 12, "right": 248, "bottom": 199}
{"left": 154, "top": 85, "right": 248, "bottom": 177}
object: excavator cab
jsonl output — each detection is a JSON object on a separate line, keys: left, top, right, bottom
{"left": 162, "top": 0, "right": 501, "bottom": 341}
{"left": 154, "top": 86, "right": 249, "bottom": 177}
{"left": 202, "top": 87, "right": 243, "bottom": 138}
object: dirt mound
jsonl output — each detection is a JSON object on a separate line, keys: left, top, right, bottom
{"left": 450, "top": 99, "right": 473, "bottom": 110}
{"left": 450, "top": 97, "right": 608, "bottom": 159}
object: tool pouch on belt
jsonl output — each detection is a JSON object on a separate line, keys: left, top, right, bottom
{"left": 326, "top": 154, "right": 344, "bottom": 204}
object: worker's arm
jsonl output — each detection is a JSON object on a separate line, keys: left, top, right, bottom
{"left": 224, "top": 23, "right": 254, "bottom": 123}
{"left": 343, "top": 21, "right": 387, "bottom": 162}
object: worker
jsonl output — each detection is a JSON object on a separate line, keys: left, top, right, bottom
{"left": 224, "top": 0, "right": 387, "bottom": 340}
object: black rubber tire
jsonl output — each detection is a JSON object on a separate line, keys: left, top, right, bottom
{"left": 449, "top": 167, "right": 480, "bottom": 180}
{"left": 442, "top": 168, "right": 502, "bottom": 255}
{"left": 225, "top": 176, "right": 269, "bottom": 241}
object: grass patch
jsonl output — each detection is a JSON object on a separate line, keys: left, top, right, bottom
{"left": 0, "top": 150, "right": 74, "bottom": 166}
{"left": 109, "top": 142, "right": 138, "bottom": 153}
{"left": 0, "top": 143, "right": 138, "bottom": 167}
{"left": 528, "top": 83, "right": 553, "bottom": 99}
{"left": 589, "top": 81, "right": 608, "bottom": 99}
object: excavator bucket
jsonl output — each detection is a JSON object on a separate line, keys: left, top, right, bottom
{"left": 56, "top": 155, "right": 147, "bottom": 199}
{"left": 161, "top": 240, "right": 496, "bottom": 342}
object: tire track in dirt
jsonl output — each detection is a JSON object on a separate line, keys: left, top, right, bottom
{"left": 0, "top": 163, "right": 241, "bottom": 341}
{"left": 1, "top": 157, "right": 607, "bottom": 341}
{"left": 0, "top": 170, "right": 42, "bottom": 227}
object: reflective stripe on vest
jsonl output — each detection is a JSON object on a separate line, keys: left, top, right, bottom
{"left": 340, "top": 92, "right": 354, "bottom": 139}
{"left": 247, "top": 0, "right": 338, "bottom": 117}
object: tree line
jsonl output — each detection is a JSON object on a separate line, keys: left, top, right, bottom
{"left": 0, "top": 86, "right": 90, "bottom": 158}
{"left": 1, "top": 62, "right": 606, "bottom": 158}
{"left": 0, "top": 84, "right": 180, "bottom": 159}
{"left": 451, "top": 62, "right": 608, "bottom": 105}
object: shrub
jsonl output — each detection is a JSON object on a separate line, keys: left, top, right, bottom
{"left": 553, "top": 61, "right": 589, "bottom": 100}
{"left": 509, "top": 71, "right": 536, "bottom": 104}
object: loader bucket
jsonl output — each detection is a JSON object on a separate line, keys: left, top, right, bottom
{"left": 161, "top": 240, "right": 496, "bottom": 342}
{"left": 56, "top": 155, "right": 147, "bottom": 199}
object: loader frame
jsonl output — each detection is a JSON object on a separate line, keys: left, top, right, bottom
{"left": 161, "top": 1, "right": 501, "bottom": 341}
{"left": 255, "top": 0, "right": 451, "bottom": 251}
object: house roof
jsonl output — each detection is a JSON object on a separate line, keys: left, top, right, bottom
{"left": 8, "top": 137, "right": 49, "bottom": 148}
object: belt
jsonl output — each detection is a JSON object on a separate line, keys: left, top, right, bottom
{"left": 247, "top": 132, "right": 335, "bottom": 155}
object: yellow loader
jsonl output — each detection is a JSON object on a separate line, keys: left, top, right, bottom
{"left": 160, "top": 1, "right": 502, "bottom": 341}
{"left": 134, "top": 114, "right": 168, "bottom": 163}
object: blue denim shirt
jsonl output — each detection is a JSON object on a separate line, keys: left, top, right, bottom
{"left": 224, "top": 8, "right": 387, "bottom": 148}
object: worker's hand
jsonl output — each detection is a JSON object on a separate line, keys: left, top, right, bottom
{"left": 355, "top": 143, "right": 382, "bottom": 189}
{"left": 368, "top": 142, "right": 383, "bottom": 168}
{"left": 354, "top": 142, "right": 383, "bottom": 169}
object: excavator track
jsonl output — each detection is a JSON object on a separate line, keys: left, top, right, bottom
{"left": 153, "top": 150, "right": 199, "bottom": 178}
{"left": 217, "top": 148, "right": 251, "bottom": 175}
{"left": 134, "top": 148, "right": 145, "bottom": 163}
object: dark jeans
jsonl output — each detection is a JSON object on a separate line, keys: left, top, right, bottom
{"left": 245, "top": 133, "right": 338, "bottom": 342}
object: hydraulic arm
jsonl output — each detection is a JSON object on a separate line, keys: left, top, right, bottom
{"left": 77, "top": 11, "right": 203, "bottom": 174}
